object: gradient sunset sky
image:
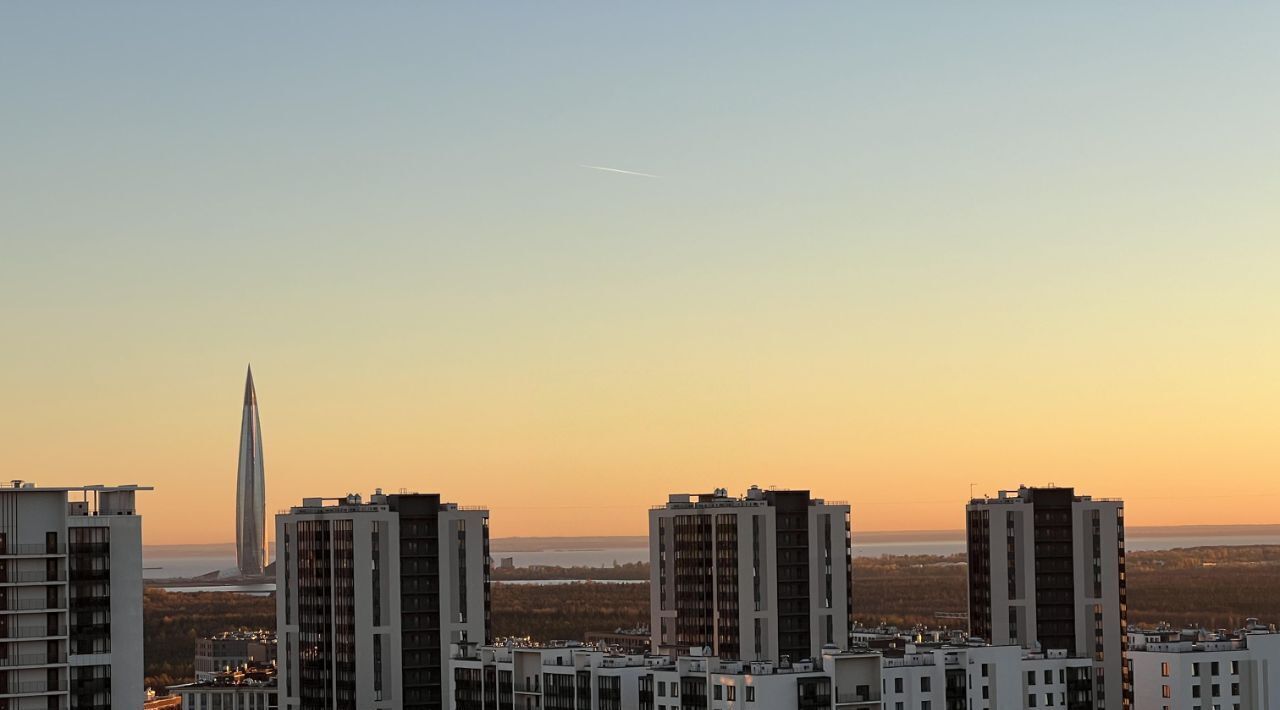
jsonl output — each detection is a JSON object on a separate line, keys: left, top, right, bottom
{"left": 3, "top": 4, "right": 1279, "bottom": 545}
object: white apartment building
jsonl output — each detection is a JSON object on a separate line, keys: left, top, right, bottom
{"left": 880, "top": 644, "right": 1094, "bottom": 710}
{"left": 448, "top": 643, "right": 881, "bottom": 710}
{"left": 447, "top": 638, "right": 1118, "bottom": 710}
{"left": 450, "top": 642, "right": 662, "bottom": 710}
{"left": 1128, "top": 624, "right": 1280, "bottom": 710}
{"left": 967, "top": 486, "right": 1129, "bottom": 709}
{"left": 276, "top": 490, "right": 489, "bottom": 710}
{"left": 0, "top": 481, "right": 150, "bottom": 710}
{"left": 650, "top": 487, "right": 851, "bottom": 664}
{"left": 169, "top": 666, "right": 278, "bottom": 710}
{"left": 194, "top": 629, "right": 275, "bottom": 681}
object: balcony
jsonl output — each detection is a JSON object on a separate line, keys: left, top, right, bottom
{"left": 0, "top": 544, "right": 66, "bottom": 557}
{"left": 835, "top": 689, "right": 881, "bottom": 708}
{"left": 0, "top": 653, "right": 68, "bottom": 668}
{"left": 0, "top": 679, "right": 69, "bottom": 697}
{"left": 69, "top": 597, "right": 109, "bottom": 612}
{"left": 0, "top": 571, "right": 67, "bottom": 585}
{"left": 0, "top": 625, "right": 69, "bottom": 639}
{"left": 0, "top": 598, "right": 65, "bottom": 613}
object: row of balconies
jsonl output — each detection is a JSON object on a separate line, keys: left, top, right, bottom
{"left": 0, "top": 679, "right": 69, "bottom": 696}
{"left": 0, "top": 625, "right": 69, "bottom": 639}
{"left": 0, "top": 653, "right": 68, "bottom": 668}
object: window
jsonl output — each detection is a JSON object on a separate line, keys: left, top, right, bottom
{"left": 714, "top": 686, "right": 722, "bottom": 700}
{"left": 1028, "top": 671, "right": 1036, "bottom": 686}
{"left": 1162, "top": 662, "right": 1170, "bottom": 677}
{"left": 921, "top": 677, "right": 930, "bottom": 692}
{"left": 746, "top": 686, "right": 754, "bottom": 702}
{"left": 895, "top": 678, "right": 904, "bottom": 693}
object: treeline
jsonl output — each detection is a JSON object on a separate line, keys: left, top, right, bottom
{"left": 492, "top": 582, "right": 649, "bottom": 641}
{"left": 850, "top": 547, "right": 1280, "bottom": 630}
{"left": 143, "top": 589, "right": 276, "bottom": 691}
{"left": 144, "top": 546, "right": 1280, "bottom": 694}
{"left": 489, "top": 548, "right": 1280, "bottom": 638}
{"left": 493, "top": 561, "right": 647, "bottom": 581}
{"left": 852, "top": 554, "right": 967, "bottom": 627}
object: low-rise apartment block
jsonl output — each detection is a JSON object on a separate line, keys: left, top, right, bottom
{"left": 170, "top": 663, "right": 278, "bottom": 710}
{"left": 195, "top": 629, "right": 276, "bottom": 680}
{"left": 450, "top": 642, "right": 881, "bottom": 710}
{"left": 1129, "top": 622, "right": 1280, "bottom": 710}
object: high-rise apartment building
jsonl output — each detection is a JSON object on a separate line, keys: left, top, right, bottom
{"left": 275, "top": 491, "right": 490, "bottom": 710}
{"left": 0, "top": 481, "right": 150, "bottom": 710}
{"left": 966, "top": 485, "right": 1129, "bottom": 709}
{"left": 649, "top": 487, "right": 851, "bottom": 664}
{"left": 236, "top": 365, "right": 267, "bottom": 577}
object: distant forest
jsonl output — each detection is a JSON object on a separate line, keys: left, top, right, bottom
{"left": 145, "top": 545, "right": 1280, "bottom": 693}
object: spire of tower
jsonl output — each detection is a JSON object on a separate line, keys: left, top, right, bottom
{"left": 237, "top": 364, "right": 266, "bottom": 577}
{"left": 244, "top": 364, "right": 257, "bottom": 406}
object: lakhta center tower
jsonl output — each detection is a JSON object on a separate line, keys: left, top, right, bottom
{"left": 236, "top": 365, "right": 267, "bottom": 576}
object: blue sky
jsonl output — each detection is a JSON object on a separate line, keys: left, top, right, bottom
{"left": 3, "top": 3, "right": 1279, "bottom": 540}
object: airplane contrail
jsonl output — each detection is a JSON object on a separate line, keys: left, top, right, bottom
{"left": 578, "top": 164, "right": 662, "bottom": 178}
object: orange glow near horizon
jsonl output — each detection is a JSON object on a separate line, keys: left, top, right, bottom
{"left": 10, "top": 351, "right": 1280, "bottom": 546}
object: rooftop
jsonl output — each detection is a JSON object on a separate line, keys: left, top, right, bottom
{"left": 1129, "top": 620, "right": 1277, "bottom": 653}
{"left": 203, "top": 629, "right": 276, "bottom": 643}
{"left": 655, "top": 486, "right": 845, "bottom": 510}
{"left": 967, "top": 484, "right": 1121, "bottom": 506}
{"left": 169, "top": 664, "right": 277, "bottom": 691}
{"left": 0, "top": 480, "right": 153, "bottom": 493}
{"left": 283, "top": 489, "right": 483, "bottom": 515}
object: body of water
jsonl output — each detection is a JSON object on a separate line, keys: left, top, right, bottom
{"left": 146, "top": 533, "right": 1280, "bottom": 582}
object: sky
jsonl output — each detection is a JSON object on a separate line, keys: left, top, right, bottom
{"left": 2, "top": 3, "right": 1279, "bottom": 545}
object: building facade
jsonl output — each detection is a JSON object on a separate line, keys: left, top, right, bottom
{"left": 967, "top": 486, "right": 1129, "bottom": 709}
{"left": 649, "top": 487, "right": 851, "bottom": 664}
{"left": 880, "top": 644, "right": 1094, "bottom": 710}
{"left": 275, "top": 491, "right": 489, "bottom": 710}
{"left": 236, "top": 365, "right": 267, "bottom": 577}
{"left": 169, "top": 665, "right": 278, "bottom": 710}
{"left": 1128, "top": 624, "right": 1280, "bottom": 710}
{"left": 450, "top": 643, "right": 881, "bottom": 710}
{"left": 0, "top": 481, "right": 149, "bottom": 710}
{"left": 195, "top": 630, "right": 276, "bottom": 681}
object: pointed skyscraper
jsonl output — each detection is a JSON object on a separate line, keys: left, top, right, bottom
{"left": 236, "top": 365, "right": 267, "bottom": 577}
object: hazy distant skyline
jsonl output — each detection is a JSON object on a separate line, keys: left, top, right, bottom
{"left": 3, "top": 4, "right": 1279, "bottom": 544}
